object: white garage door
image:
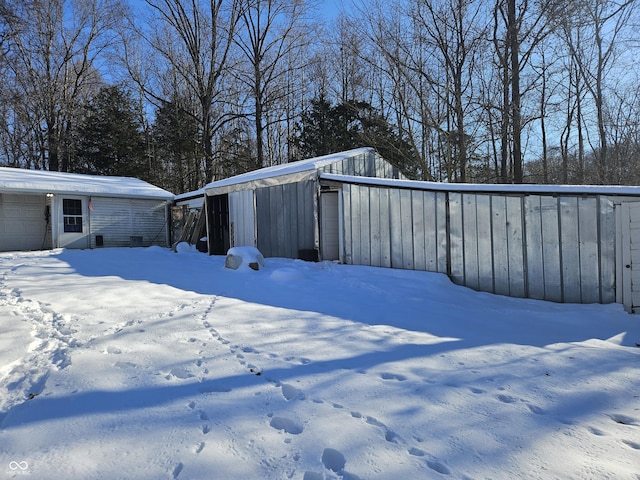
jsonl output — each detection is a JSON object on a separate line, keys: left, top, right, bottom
{"left": 0, "top": 193, "right": 47, "bottom": 251}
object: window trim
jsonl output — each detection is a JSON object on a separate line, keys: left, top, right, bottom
{"left": 62, "top": 198, "right": 83, "bottom": 233}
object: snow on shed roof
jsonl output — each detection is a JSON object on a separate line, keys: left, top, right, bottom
{"left": 0, "top": 167, "right": 174, "bottom": 200}
{"left": 320, "top": 173, "right": 640, "bottom": 196}
{"left": 202, "top": 147, "right": 374, "bottom": 195}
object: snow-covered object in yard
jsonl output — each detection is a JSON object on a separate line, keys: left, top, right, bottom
{"left": 225, "top": 246, "right": 265, "bottom": 270}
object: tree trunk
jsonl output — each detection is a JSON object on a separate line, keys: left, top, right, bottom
{"left": 508, "top": 0, "right": 523, "bottom": 183}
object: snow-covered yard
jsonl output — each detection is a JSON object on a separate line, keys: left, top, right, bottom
{"left": 0, "top": 247, "right": 639, "bottom": 479}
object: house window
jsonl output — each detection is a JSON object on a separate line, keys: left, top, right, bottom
{"left": 63, "top": 199, "right": 83, "bottom": 233}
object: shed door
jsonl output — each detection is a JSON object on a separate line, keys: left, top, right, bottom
{"left": 620, "top": 202, "right": 640, "bottom": 313}
{"left": 320, "top": 191, "right": 340, "bottom": 261}
{"left": 208, "top": 194, "right": 229, "bottom": 255}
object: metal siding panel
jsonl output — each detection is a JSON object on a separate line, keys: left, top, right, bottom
{"left": 342, "top": 184, "right": 353, "bottom": 264}
{"left": 560, "top": 197, "right": 581, "bottom": 303}
{"left": 379, "top": 188, "right": 391, "bottom": 268}
{"left": 255, "top": 188, "right": 269, "bottom": 255}
{"left": 229, "top": 190, "right": 255, "bottom": 247}
{"left": 476, "top": 195, "right": 493, "bottom": 293}
{"left": 599, "top": 197, "right": 616, "bottom": 303}
{"left": 463, "top": 194, "right": 480, "bottom": 290}
{"left": 284, "top": 183, "right": 296, "bottom": 258}
{"left": 525, "top": 196, "right": 545, "bottom": 300}
{"left": 351, "top": 185, "right": 362, "bottom": 264}
{"left": 506, "top": 196, "right": 525, "bottom": 297}
{"left": 578, "top": 197, "right": 600, "bottom": 303}
{"left": 412, "top": 191, "right": 426, "bottom": 271}
{"left": 356, "top": 155, "right": 365, "bottom": 176}
{"left": 302, "top": 180, "right": 316, "bottom": 251}
{"left": 359, "top": 185, "right": 371, "bottom": 265}
{"left": 270, "top": 185, "right": 289, "bottom": 257}
{"left": 540, "top": 196, "right": 562, "bottom": 302}
{"left": 369, "top": 187, "right": 382, "bottom": 267}
{"left": 436, "top": 193, "right": 448, "bottom": 273}
{"left": 422, "top": 191, "right": 437, "bottom": 272}
{"left": 366, "top": 155, "right": 375, "bottom": 177}
{"left": 389, "top": 188, "right": 403, "bottom": 269}
{"left": 491, "top": 196, "right": 511, "bottom": 296}
{"left": 449, "top": 193, "right": 464, "bottom": 285}
{"left": 400, "top": 189, "right": 414, "bottom": 269}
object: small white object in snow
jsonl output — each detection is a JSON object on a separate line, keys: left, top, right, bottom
{"left": 225, "top": 246, "right": 265, "bottom": 271}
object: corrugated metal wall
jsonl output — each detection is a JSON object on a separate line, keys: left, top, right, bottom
{"left": 256, "top": 180, "right": 316, "bottom": 258}
{"left": 342, "top": 183, "right": 617, "bottom": 304}
{"left": 229, "top": 190, "right": 255, "bottom": 247}
{"left": 318, "top": 150, "right": 404, "bottom": 179}
{"left": 89, "top": 197, "right": 168, "bottom": 248}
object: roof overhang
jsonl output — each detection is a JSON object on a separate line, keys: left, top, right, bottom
{"left": 0, "top": 167, "right": 174, "bottom": 201}
{"left": 319, "top": 173, "right": 640, "bottom": 197}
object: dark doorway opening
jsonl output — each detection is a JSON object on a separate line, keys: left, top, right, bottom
{"left": 207, "top": 194, "right": 230, "bottom": 255}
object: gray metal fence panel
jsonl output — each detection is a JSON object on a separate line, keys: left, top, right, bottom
{"left": 578, "top": 196, "right": 600, "bottom": 303}
{"left": 339, "top": 181, "right": 619, "bottom": 304}
{"left": 477, "top": 195, "right": 494, "bottom": 293}
{"left": 540, "top": 196, "right": 562, "bottom": 302}
{"left": 525, "top": 195, "right": 546, "bottom": 299}
{"left": 599, "top": 197, "right": 616, "bottom": 303}
{"left": 560, "top": 197, "right": 581, "bottom": 302}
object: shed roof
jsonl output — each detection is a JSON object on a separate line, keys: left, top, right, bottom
{"left": 202, "top": 147, "right": 374, "bottom": 196}
{"left": 320, "top": 173, "right": 640, "bottom": 196}
{"left": 0, "top": 167, "right": 174, "bottom": 200}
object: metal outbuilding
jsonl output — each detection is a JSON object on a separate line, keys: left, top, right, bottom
{"left": 325, "top": 174, "right": 640, "bottom": 313}
{"left": 190, "top": 147, "right": 640, "bottom": 312}
{"left": 0, "top": 167, "right": 174, "bottom": 251}
{"left": 201, "top": 147, "right": 403, "bottom": 261}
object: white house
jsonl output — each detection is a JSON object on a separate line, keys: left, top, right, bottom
{"left": 0, "top": 167, "right": 174, "bottom": 251}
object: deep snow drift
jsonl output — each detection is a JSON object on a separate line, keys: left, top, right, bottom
{"left": 0, "top": 247, "right": 639, "bottom": 479}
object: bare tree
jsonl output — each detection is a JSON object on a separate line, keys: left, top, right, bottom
{"left": 1, "top": 0, "right": 122, "bottom": 171}
{"left": 553, "top": 0, "right": 636, "bottom": 183}
{"left": 234, "top": 0, "right": 309, "bottom": 167}
{"left": 127, "top": 0, "right": 242, "bottom": 183}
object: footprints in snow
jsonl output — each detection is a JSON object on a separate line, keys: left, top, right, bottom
{"left": 0, "top": 282, "right": 77, "bottom": 411}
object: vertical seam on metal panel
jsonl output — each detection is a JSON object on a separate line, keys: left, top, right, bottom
{"left": 556, "top": 196, "right": 564, "bottom": 303}
{"left": 490, "top": 195, "right": 496, "bottom": 294}
{"left": 445, "top": 192, "right": 452, "bottom": 278}
{"left": 577, "top": 197, "right": 583, "bottom": 303}
{"left": 520, "top": 195, "right": 528, "bottom": 299}
{"left": 596, "top": 196, "right": 603, "bottom": 303}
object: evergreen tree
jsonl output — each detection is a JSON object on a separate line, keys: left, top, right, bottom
{"left": 294, "top": 97, "right": 421, "bottom": 179}
{"left": 152, "top": 98, "right": 201, "bottom": 194}
{"left": 75, "top": 86, "right": 147, "bottom": 179}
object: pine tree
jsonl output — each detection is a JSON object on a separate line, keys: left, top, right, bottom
{"left": 75, "top": 86, "right": 147, "bottom": 178}
{"left": 293, "top": 96, "right": 420, "bottom": 178}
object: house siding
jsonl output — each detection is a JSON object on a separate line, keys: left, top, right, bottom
{"left": 89, "top": 197, "right": 168, "bottom": 248}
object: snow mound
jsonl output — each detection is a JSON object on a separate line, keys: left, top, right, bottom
{"left": 225, "top": 246, "right": 265, "bottom": 271}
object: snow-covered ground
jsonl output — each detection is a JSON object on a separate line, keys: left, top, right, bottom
{"left": 0, "top": 247, "right": 639, "bottom": 480}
